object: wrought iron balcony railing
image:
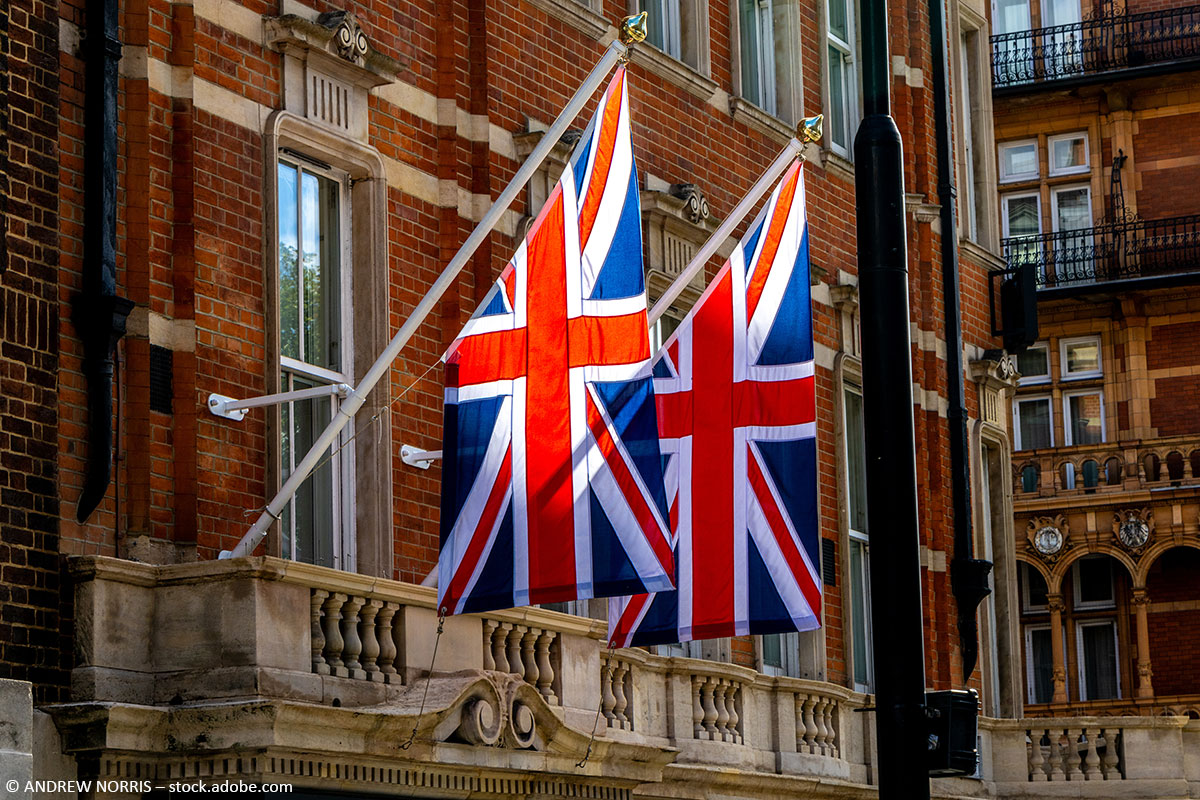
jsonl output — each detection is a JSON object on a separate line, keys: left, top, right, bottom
{"left": 1001, "top": 213, "right": 1200, "bottom": 289}
{"left": 991, "top": 4, "right": 1200, "bottom": 89}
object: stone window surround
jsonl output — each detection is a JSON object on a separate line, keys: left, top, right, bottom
{"left": 263, "top": 111, "right": 394, "bottom": 578}
{"left": 951, "top": 0, "right": 1003, "bottom": 253}
{"left": 730, "top": 0, "right": 807, "bottom": 132}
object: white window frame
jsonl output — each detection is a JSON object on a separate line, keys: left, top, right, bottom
{"left": 1001, "top": 191, "right": 1042, "bottom": 238}
{"left": 998, "top": 139, "right": 1039, "bottom": 183}
{"left": 844, "top": 383, "right": 872, "bottom": 692}
{"left": 1016, "top": 341, "right": 1051, "bottom": 385}
{"left": 1062, "top": 389, "right": 1105, "bottom": 446}
{"left": 1075, "top": 619, "right": 1121, "bottom": 701}
{"left": 1071, "top": 557, "right": 1116, "bottom": 610}
{"left": 959, "top": 34, "right": 978, "bottom": 242}
{"left": 1060, "top": 335, "right": 1102, "bottom": 380}
{"left": 825, "top": 0, "right": 858, "bottom": 158}
{"left": 1048, "top": 132, "right": 1089, "bottom": 177}
{"left": 276, "top": 154, "right": 357, "bottom": 571}
{"left": 1025, "top": 623, "right": 1067, "bottom": 704}
{"left": 1019, "top": 562, "right": 1049, "bottom": 613}
{"left": 1013, "top": 394, "right": 1054, "bottom": 451}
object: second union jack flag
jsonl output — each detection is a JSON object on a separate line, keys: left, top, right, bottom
{"left": 437, "top": 68, "right": 674, "bottom": 616}
{"left": 608, "top": 160, "right": 821, "bottom": 647}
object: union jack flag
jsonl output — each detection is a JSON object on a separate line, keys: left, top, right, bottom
{"left": 608, "top": 160, "right": 820, "bottom": 647}
{"left": 438, "top": 68, "right": 675, "bottom": 617}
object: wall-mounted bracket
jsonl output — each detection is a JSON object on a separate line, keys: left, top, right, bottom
{"left": 207, "top": 383, "right": 352, "bottom": 422}
{"left": 401, "top": 445, "right": 442, "bottom": 470}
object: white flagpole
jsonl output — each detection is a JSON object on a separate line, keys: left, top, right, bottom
{"left": 222, "top": 17, "right": 651, "bottom": 560}
{"left": 647, "top": 115, "right": 823, "bottom": 326}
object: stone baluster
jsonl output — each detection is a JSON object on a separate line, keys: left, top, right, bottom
{"left": 376, "top": 602, "right": 398, "bottom": 681}
{"left": 1083, "top": 728, "right": 1101, "bottom": 779}
{"left": 482, "top": 620, "right": 498, "bottom": 671}
{"left": 725, "top": 684, "right": 740, "bottom": 742}
{"left": 814, "top": 697, "right": 831, "bottom": 755}
{"left": 506, "top": 625, "right": 525, "bottom": 675}
{"left": 321, "top": 593, "right": 347, "bottom": 675}
{"left": 713, "top": 680, "right": 731, "bottom": 740}
{"left": 823, "top": 698, "right": 838, "bottom": 757}
{"left": 700, "top": 678, "right": 718, "bottom": 738}
{"left": 359, "top": 599, "right": 381, "bottom": 680}
{"left": 800, "top": 694, "right": 818, "bottom": 754}
{"left": 535, "top": 629, "right": 557, "bottom": 703}
{"left": 311, "top": 590, "right": 329, "bottom": 675}
{"left": 1028, "top": 730, "right": 1046, "bottom": 781}
{"left": 521, "top": 628, "right": 540, "bottom": 687}
{"left": 492, "top": 623, "right": 511, "bottom": 672}
{"left": 1065, "top": 729, "right": 1083, "bottom": 779}
{"left": 340, "top": 596, "right": 365, "bottom": 679}
{"left": 612, "top": 661, "right": 629, "bottom": 727}
{"left": 691, "top": 676, "right": 705, "bottom": 738}
{"left": 1045, "top": 731, "right": 1063, "bottom": 781}
{"left": 1100, "top": 729, "right": 1120, "bottom": 778}
{"left": 600, "top": 657, "right": 617, "bottom": 724}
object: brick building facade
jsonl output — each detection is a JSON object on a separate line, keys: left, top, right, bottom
{"left": 991, "top": 0, "right": 1200, "bottom": 716}
{"left": 6, "top": 0, "right": 1200, "bottom": 792}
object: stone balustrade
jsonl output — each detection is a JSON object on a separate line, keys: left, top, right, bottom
{"left": 1025, "top": 724, "right": 1122, "bottom": 781}
{"left": 1013, "top": 434, "right": 1200, "bottom": 499}
{"left": 64, "top": 555, "right": 1200, "bottom": 799}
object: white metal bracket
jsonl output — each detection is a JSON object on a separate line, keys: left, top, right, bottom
{"left": 401, "top": 445, "right": 442, "bottom": 470}
{"left": 207, "top": 383, "right": 353, "bottom": 422}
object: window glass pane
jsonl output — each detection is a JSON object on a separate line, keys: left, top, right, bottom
{"left": 1030, "top": 628, "right": 1054, "bottom": 703}
{"left": 995, "top": 0, "right": 1032, "bottom": 33}
{"left": 1076, "top": 558, "right": 1113, "bottom": 605}
{"left": 1018, "top": 399, "right": 1051, "bottom": 450}
{"left": 287, "top": 381, "right": 335, "bottom": 568}
{"left": 740, "top": 0, "right": 762, "bottom": 106}
{"left": 1065, "top": 339, "right": 1099, "bottom": 374}
{"left": 850, "top": 539, "right": 872, "bottom": 688}
{"left": 1068, "top": 393, "right": 1103, "bottom": 445}
{"left": 846, "top": 388, "right": 867, "bottom": 533}
{"left": 762, "top": 633, "right": 783, "bottom": 669}
{"left": 1081, "top": 624, "right": 1118, "bottom": 699}
{"left": 828, "top": 0, "right": 848, "bottom": 42}
{"left": 1052, "top": 136, "right": 1087, "bottom": 172}
{"left": 1001, "top": 143, "right": 1037, "bottom": 179}
{"left": 1055, "top": 187, "right": 1090, "bottom": 232}
{"left": 300, "top": 171, "right": 341, "bottom": 371}
{"left": 1005, "top": 195, "right": 1040, "bottom": 237}
{"left": 828, "top": 45, "right": 847, "bottom": 151}
{"left": 279, "top": 162, "right": 300, "bottom": 361}
{"left": 1017, "top": 345, "right": 1049, "bottom": 380}
{"left": 1023, "top": 563, "right": 1048, "bottom": 608}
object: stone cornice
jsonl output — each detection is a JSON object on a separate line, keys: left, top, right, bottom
{"left": 629, "top": 46, "right": 719, "bottom": 101}
{"left": 265, "top": 11, "right": 402, "bottom": 88}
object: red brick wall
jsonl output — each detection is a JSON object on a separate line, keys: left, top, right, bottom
{"left": 39, "top": 0, "right": 1003, "bottom": 696}
{"left": 1151, "top": 375, "right": 1200, "bottom": 436}
{"left": 1134, "top": 111, "right": 1200, "bottom": 220}
{"left": 1, "top": 0, "right": 70, "bottom": 703}
{"left": 1147, "top": 321, "right": 1200, "bottom": 371}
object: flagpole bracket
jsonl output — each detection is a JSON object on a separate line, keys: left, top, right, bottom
{"left": 401, "top": 445, "right": 442, "bottom": 470}
{"left": 207, "top": 383, "right": 353, "bottom": 422}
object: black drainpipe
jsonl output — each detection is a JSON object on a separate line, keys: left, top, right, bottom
{"left": 73, "top": 0, "right": 134, "bottom": 523}
{"left": 928, "top": 0, "right": 994, "bottom": 682}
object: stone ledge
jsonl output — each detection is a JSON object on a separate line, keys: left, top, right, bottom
{"left": 629, "top": 46, "right": 718, "bottom": 101}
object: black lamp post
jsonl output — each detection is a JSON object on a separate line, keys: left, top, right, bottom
{"left": 853, "top": 0, "right": 931, "bottom": 794}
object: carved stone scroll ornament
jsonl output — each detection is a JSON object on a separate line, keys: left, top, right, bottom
{"left": 1112, "top": 508, "right": 1153, "bottom": 556}
{"left": 1026, "top": 514, "right": 1072, "bottom": 565}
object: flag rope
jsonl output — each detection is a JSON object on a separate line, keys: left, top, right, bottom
{"left": 575, "top": 641, "right": 615, "bottom": 768}
{"left": 399, "top": 611, "right": 445, "bottom": 750}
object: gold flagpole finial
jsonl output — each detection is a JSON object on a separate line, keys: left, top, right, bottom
{"left": 619, "top": 12, "right": 648, "bottom": 46}
{"left": 796, "top": 115, "right": 823, "bottom": 145}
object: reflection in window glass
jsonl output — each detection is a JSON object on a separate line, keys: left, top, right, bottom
{"left": 1004, "top": 194, "right": 1040, "bottom": 237}
{"left": 1054, "top": 186, "right": 1091, "bottom": 233}
{"left": 1028, "top": 627, "right": 1055, "bottom": 703}
{"left": 1017, "top": 397, "right": 1052, "bottom": 450}
{"left": 1017, "top": 344, "right": 1049, "bottom": 382}
{"left": 1064, "top": 338, "right": 1100, "bottom": 375}
{"left": 850, "top": 539, "right": 872, "bottom": 688}
{"left": 1067, "top": 392, "right": 1103, "bottom": 445}
{"left": 1000, "top": 142, "right": 1038, "bottom": 180}
{"left": 846, "top": 388, "right": 867, "bottom": 534}
{"left": 1051, "top": 135, "right": 1087, "bottom": 173}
